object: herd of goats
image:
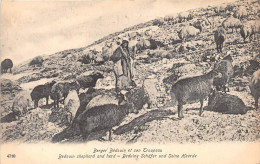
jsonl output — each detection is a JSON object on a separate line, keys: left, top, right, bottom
{"left": 1, "top": 2, "right": 260, "bottom": 141}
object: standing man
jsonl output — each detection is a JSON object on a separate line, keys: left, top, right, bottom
{"left": 119, "top": 40, "right": 132, "bottom": 80}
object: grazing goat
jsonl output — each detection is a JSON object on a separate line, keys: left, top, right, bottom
{"left": 234, "top": 6, "right": 248, "bottom": 20}
{"left": 76, "top": 93, "right": 136, "bottom": 141}
{"left": 222, "top": 16, "right": 242, "bottom": 33}
{"left": 1, "top": 59, "right": 13, "bottom": 73}
{"left": 178, "top": 26, "right": 200, "bottom": 41}
{"left": 31, "top": 80, "right": 56, "bottom": 108}
{"left": 213, "top": 55, "right": 234, "bottom": 92}
{"left": 50, "top": 81, "right": 79, "bottom": 108}
{"left": 214, "top": 26, "right": 226, "bottom": 53}
{"left": 76, "top": 72, "right": 104, "bottom": 89}
{"left": 240, "top": 20, "right": 259, "bottom": 43}
{"left": 170, "top": 69, "right": 221, "bottom": 118}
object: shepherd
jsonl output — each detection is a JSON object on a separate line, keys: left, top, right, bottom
{"left": 111, "top": 39, "right": 136, "bottom": 92}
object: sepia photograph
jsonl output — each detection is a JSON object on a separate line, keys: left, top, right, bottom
{"left": 1, "top": 0, "right": 259, "bottom": 163}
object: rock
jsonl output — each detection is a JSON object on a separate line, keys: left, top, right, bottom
{"left": 1, "top": 79, "right": 22, "bottom": 93}
{"left": 85, "top": 94, "right": 119, "bottom": 112}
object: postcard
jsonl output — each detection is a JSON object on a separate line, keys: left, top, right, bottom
{"left": 1, "top": 0, "right": 259, "bottom": 163}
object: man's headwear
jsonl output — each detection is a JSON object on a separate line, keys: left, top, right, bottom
{"left": 121, "top": 40, "right": 129, "bottom": 45}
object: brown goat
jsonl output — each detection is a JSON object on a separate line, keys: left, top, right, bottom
{"left": 249, "top": 69, "right": 260, "bottom": 110}
{"left": 170, "top": 69, "right": 221, "bottom": 118}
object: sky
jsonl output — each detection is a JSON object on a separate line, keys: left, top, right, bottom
{"left": 1, "top": 0, "right": 236, "bottom": 65}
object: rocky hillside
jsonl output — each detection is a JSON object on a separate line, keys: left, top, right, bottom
{"left": 1, "top": 0, "right": 260, "bottom": 144}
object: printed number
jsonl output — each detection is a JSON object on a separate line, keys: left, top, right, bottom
{"left": 7, "top": 154, "right": 16, "bottom": 158}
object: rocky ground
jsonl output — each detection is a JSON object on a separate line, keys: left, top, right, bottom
{"left": 1, "top": 0, "right": 260, "bottom": 144}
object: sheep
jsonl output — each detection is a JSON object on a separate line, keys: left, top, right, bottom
{"left": 225, "top": 4, "right": 235, "bottom": 13}
{"left": 234, "top": 6, "right": 248, "bottom": 20}
{"left": 136, "top": 39, "right": 155, "bottom": 52}
{"left": 12, "top": 91, "right": 32, "bottom": 120}
{"left": 30, "top": 80, "right": 56, "bottom": 108}
{"left": 206, "top": 90, "right": 248, "bottom": 114}
{"left": 152, "top": 18, "right": 164, "bottom": 26}
{"left": 64, "top": 90, "right": 80, "bottom": 124}
{"left": 164, "top": 15, "right": 178, "bottom": 25}
{"left": 75, "top": 93, "right": 136, "bottom": 141}
{"left": 76, "top": 72, "right": 104, "bottom": 90}
{"left": 240, "top": 20, "right": 259, "bottom": 43}
{"left": 249, "top": 69, "right": 260, "bottom": 110}
{"left": 214, "top": 26, "right": 226, "bottom": 53}
{"left": 213, "top": 56, "right": 234, "bottom": 92}
{"left": 214, "top": 5, "right": 226, "bottom": 16}
{"left": 50, "top": 81, "right": 80, "bottom": 108}
{"left": 222, "top": 16, "right": 242, "bottom": 33}
{"left": 147, "top": 49, "right": 172, "bottom": 59}
{"left": 136, "top": 39, "right": 151, "bottom": 53}
{"left": 29, "top": 56, "right": 44, "bottom": 66}
{"left": 81, "top": 53, "right": 94, "bottom": 64}
{"left": 240, "top": 25, "right": 253, "bottom": 43}
{"left": 170, "top": 69, "right": 221, "bottom": 118}
{"left": 164, "top": 15, "right": 174, "bottom": 22}
{"left": 177, "top": 11, "right": 193, "bottom": 23}
{"left": 178, "top": 26, "right": 200, "bottom": 41}
{"left": 81, "top": 49, "right": 99, "bottom": 64}
{"left": 1, "top": 59, "right": 13, "bottom": 73}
